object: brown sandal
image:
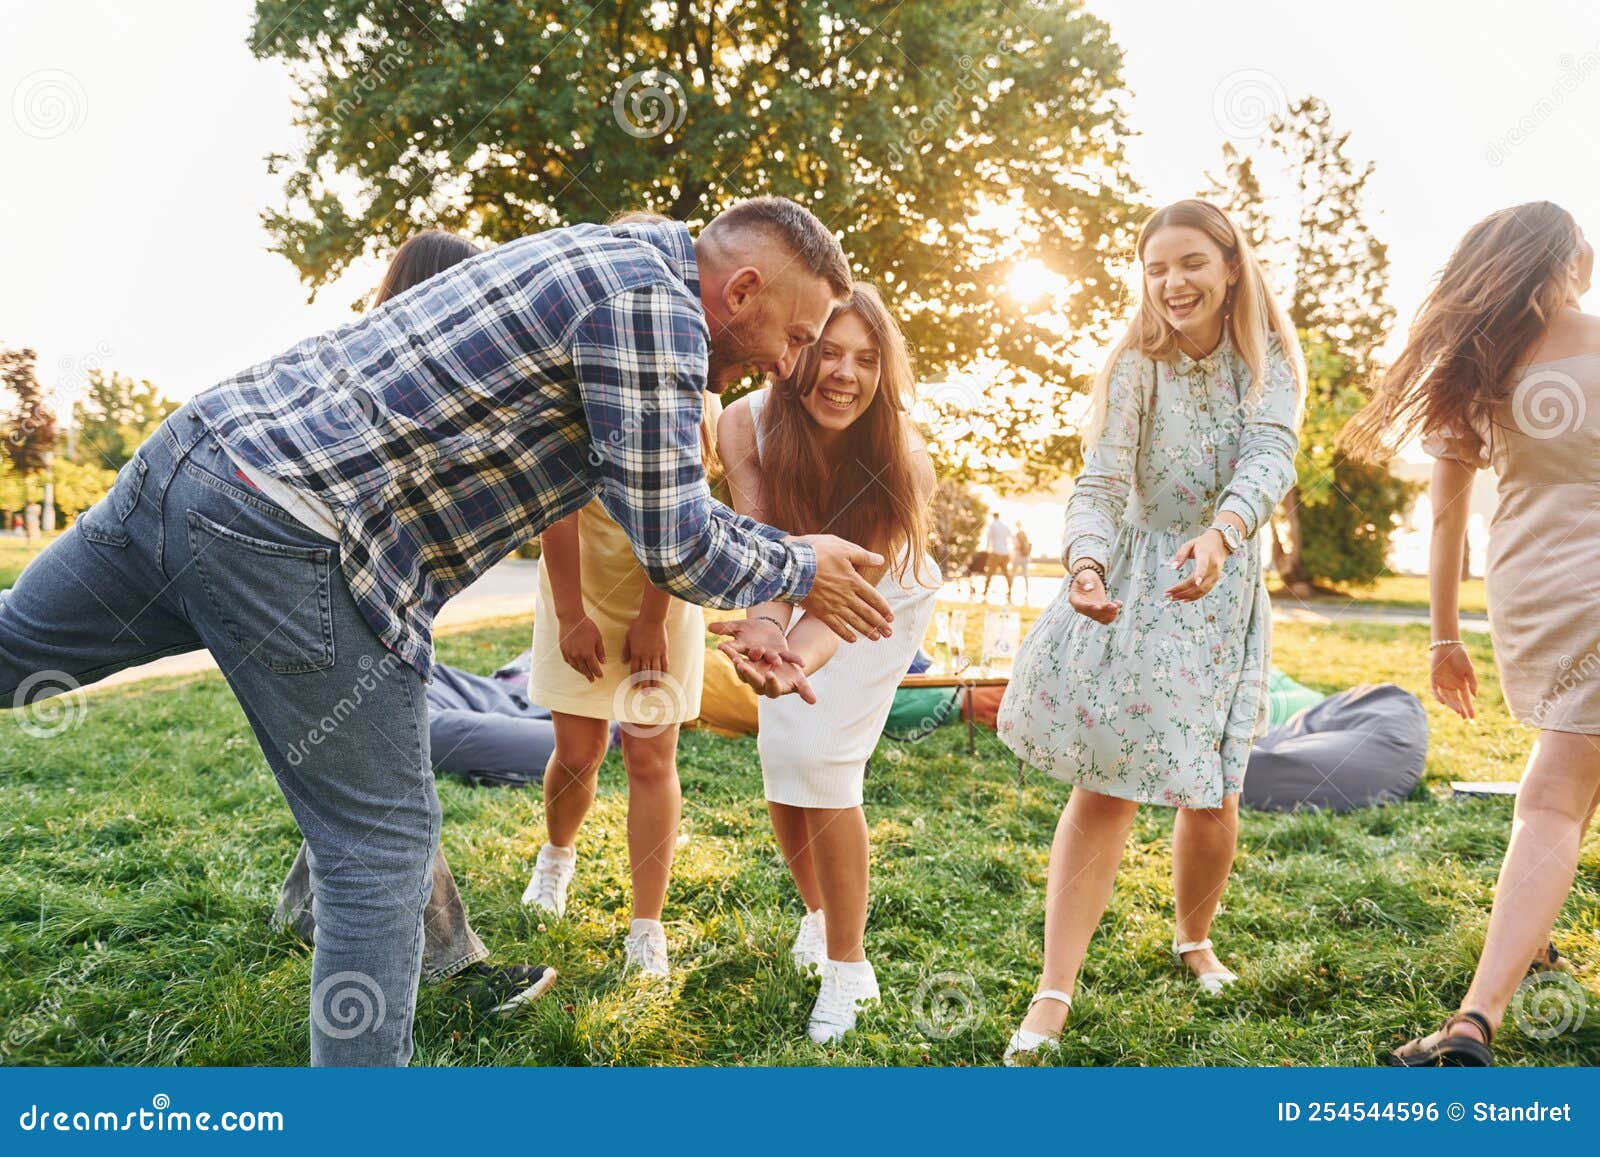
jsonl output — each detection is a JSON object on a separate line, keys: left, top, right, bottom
{"left": 1531, "top": 941, "right": 1575, "bottom": 973}
{"left": 1386, "top": 1009, "right": 1494, "bottom": 1067}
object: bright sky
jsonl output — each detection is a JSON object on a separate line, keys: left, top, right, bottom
{"left": 3, "top": 0, "right": 1597, "bottom": 413}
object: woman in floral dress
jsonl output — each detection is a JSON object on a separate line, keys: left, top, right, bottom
{"left": 997, "top": 199, "right": 1304, "bottom": 1063}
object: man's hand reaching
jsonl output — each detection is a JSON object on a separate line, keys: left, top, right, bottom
{"left": 792, "top": 534, "right": 893, "bottom": 643}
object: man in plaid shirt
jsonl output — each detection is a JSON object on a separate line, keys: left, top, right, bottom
{"left": 0, "top": 198, "right": 892, "bottom": 1065}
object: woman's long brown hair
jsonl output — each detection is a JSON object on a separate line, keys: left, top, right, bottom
{"left": 1341, "top": 201, "right": 1582, "bottom": 463}
{"left": 375, "top": 229, "right": 481, "bottom": 306}
{"left": 758, "top": 284, "right": 933, "bottom": 585}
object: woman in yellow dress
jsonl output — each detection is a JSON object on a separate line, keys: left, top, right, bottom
{"left": 520, "top": 399, "right": 718, "bottom": 979}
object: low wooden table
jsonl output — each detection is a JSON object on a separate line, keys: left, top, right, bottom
{"left": 896, "top": 672, "right": 1011, "bottom": 755}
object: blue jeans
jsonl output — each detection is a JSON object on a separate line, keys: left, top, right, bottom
{"left": 0, "top": 403, "right": 438, "bottom": 1065}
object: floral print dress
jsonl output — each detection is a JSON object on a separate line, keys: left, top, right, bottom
{"left": 997, "top": 334, "right": 1300, "bottom": 808}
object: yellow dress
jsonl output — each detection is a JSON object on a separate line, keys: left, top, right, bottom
{"left": 529, "top": 498, "right": 705, "bottom": 725}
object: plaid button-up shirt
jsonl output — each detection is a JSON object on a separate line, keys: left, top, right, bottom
{"left": 194, "top": 220, "right": 816, "bottom": 676}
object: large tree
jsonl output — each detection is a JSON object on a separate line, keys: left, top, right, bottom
{"left": 1203, "top": 96, "right": 1413, "bottom": 592}
{"left": 251, "top": 0, "right": 1142, "bottom": 491}
{"left": 70, "top": 370, "right": 180, "bottom": 472}
{"left": 1, "top": 347, "right": 58, "bottom": 532}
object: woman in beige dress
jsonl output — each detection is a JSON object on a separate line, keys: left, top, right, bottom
{"left": 1343, "top": 200, "right": 1599, "bottom": 1065}
{"left": 519, "top": 403, "right": 717, "bottom": 980}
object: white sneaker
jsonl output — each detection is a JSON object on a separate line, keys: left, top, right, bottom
{"left": 791, "top": 909, "right": 826, "bottom": 974}
{"left": 521, "top": 844, "right": 576, "bottom": 916}
{"left": 807, "top": 959, "right": 880, "bottom": 1044}
{"left": 623, "top": 919, "right": 670, "bottom": 979}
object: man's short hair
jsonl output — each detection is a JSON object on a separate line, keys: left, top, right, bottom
{"left": 704, "top": 197, "right": 852, "bottom": 296}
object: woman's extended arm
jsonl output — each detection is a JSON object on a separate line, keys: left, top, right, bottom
{"left": 542, "top": 512, "right": 606, "bottom": 682}
{"left": 1214, "top": 339, "right": 1302, "bottom": 539}
{"left": 1428, "top": 455, "right": 1480, "bottom": 719}
{"left": 711, "top": 397, "right": 799, "bottom": 658}
{"left": 1063, "top": 350, "right": 1146, "bottom": 570}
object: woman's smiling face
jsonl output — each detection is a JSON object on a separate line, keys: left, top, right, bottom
{"left": 798, "top": 309, "right": 881, "bottom": 434}
{"left": 1142, "top": 224, "right": 1236, "bottom": 345}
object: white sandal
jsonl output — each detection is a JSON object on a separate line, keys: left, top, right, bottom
{"left": 1173, "top": 937, "right": 1238, "bottom": 995}
{"left": 1003, "top": 989, "right": 1072, "bottom": 1066}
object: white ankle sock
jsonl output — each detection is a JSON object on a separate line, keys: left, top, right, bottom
{"left": 630, "top": 917, "right": 663, "bottom": 937}
{"left": 542, "top": 843, "right": 575, "bottom": 861}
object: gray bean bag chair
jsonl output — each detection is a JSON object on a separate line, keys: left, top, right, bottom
{"left": 1243, "top": 683, "right": 1427, "bottom": 812}
{"left": 426, "top": 652, "right": 619, "bottom": 787}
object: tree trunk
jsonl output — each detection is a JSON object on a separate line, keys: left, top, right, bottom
{"left": 1272, "top": 484, "right": 1314, "bottom": 598}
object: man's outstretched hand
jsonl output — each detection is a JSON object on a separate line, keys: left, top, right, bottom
{"left": 792, "top": 534, "right": 893, "bottom": 643}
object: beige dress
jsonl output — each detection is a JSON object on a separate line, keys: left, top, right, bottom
{"left": 1424, "top": 352, "right": 1600, "bottom": 733}
{"left": 529, "top": 498, "right": 705, "bottom": 725}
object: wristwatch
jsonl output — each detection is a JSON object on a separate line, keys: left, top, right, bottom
{"left": 1208, "top": 520, "right": 1245, "bottom": 553}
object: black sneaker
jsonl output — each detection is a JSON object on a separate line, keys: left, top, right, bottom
{"left": 449, "top": 963, "right": 557, "bottom": 1018}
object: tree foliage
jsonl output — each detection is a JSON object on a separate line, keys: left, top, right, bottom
{"left": 252, "top": 0, "right": 1142, "bottom": 492}
{"left": 0, "top": 346, "right": 57, "bottom": 482}
{"left": 928, "top": 477, "right": 989, "bottom": 578}
{"left": 71, "top": 370, "right": 180, "bottom": 472}
{"left": 1203, "top": 95, "right": 1413, "bottom": 588}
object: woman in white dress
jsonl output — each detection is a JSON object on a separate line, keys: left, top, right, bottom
{"left": 712, "top": 284, "right": 939, "bottom": 1044}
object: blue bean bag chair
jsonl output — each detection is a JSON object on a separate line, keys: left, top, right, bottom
{"left": 1243, "top": 683, "right": 1428, "bottom": 812}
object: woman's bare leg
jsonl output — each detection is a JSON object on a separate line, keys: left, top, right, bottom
{"left": 768, "top": 801, "right": 824, "bottom": 911}
{"left": 618, "top": 726, "right": 682, "bottom": 922}
{"left": 1172, "top": 793, "right": 1240, "bottom": 978}
{"left": 1453, "top": 731, "right": 1600, "bottom": 1035}
{"left": 541, "top": 711, "right": 611, "bottom": 848}
{"left": 806, "top": 805, "right": 870, "bottom": 962}
{"left": 1019, "top": 787, "right": 1141, "bottom": 1036}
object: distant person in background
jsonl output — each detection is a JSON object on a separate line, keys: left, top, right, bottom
{"left": 275, "top": 230, "right": 556, "bottom": 1019}
{"left": 981, "top": 512, "right": 1013, "bottom": 602}
{"left": 1343, "top": 201, "right": 1600, "bottom": 1067}
{"left": 961, "top": 548, "right": 988, "bottom": 600}
{"left": 1011, "top": 527, "right": 1032, "bottom": 604}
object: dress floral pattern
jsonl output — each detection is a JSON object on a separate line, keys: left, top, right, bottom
{"left": 997, "top": 334, "right": 1301, "bottom": 808}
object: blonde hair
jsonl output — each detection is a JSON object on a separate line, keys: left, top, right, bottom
{"left": 1084, "top": 199, "right": 1303, "bottom": 446}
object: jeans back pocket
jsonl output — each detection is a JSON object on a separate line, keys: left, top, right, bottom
{"left": 185, "top": 510, "right": 336, "bottom": 674}
{"left": 78, "top": 455, "right": 148, "bottom": 547}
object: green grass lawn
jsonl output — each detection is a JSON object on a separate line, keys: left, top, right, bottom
{"left": 1269, "top": 574, "right": 1489, "bottom": 615}
{"left": 1, "top": 617, "right": 1596, "bottom": 1066}
{"left": 0, "top": 533, "right": 57, "bottom": 590}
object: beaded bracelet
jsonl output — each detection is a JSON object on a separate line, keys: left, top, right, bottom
{"left": 1069, "top": 558, "right": 1107, "bottom": 585}
{"left": 1428, "top": 639, "right": 1464, "bottom": 651}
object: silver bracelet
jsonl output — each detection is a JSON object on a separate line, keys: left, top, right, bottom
{"left": 1428, "top": 639, "right": 1464, "bottom": 651}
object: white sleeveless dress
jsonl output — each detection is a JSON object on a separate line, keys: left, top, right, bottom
{"left": 746, "top": 389, "right": 940, "bottom": 808}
